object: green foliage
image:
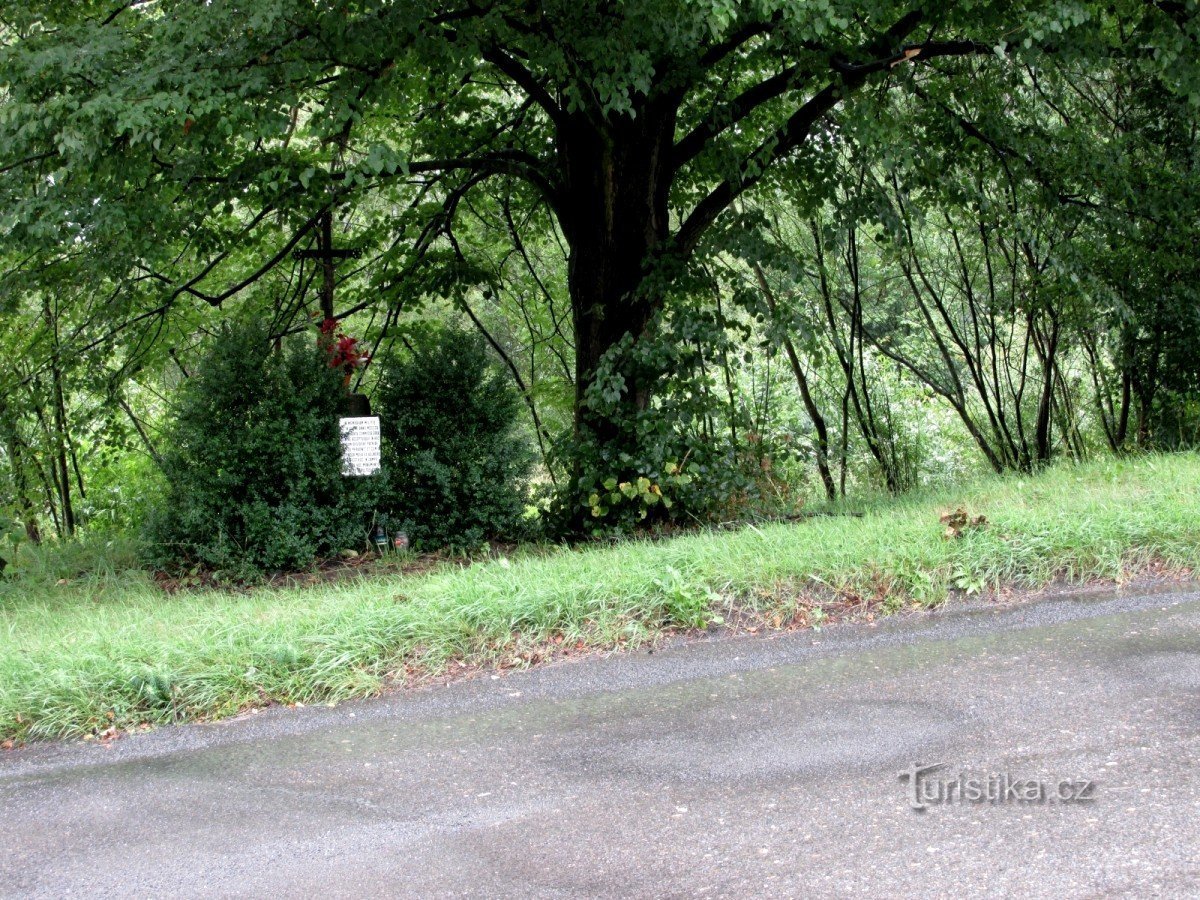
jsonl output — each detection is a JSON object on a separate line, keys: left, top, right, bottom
{"left": 2, "top": 452, "right": 1197, "bottom": 742}
{"left": 0, "top": 514, "right": 24, "bottom": 577}
{"left": 374, "top": 327, "right": 534, "bottom": 551}
{"left": 78, "top": 451, "right": 163, "bottom": 535}
{"left": 556, "top": 312, "right": 772, "bottom": 535}
{"left": 145, "top": 323, "right": 380, "bottom": 573}
{"left": 0, "top": 533, "right": 143, "bottom": 588}
{"left": 584, "top": 468, "right": 695, "bottom": 526}
{"left": 1, "top": 0, "right": 1198, "bottom": 550}
{"left": 653, "top": 565, "right": 724, "bottom": 629}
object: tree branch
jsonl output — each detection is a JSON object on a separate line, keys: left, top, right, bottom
{"left": 482, "top": 46, "right": 567, "bottom": 127}
{"left": 697, "top": 16, "right": 779, "bottom": 69}
{"left": 0, "top": 151, "right": 55, "bottom": 176}
{"left": 674, "top": 80, "right": 843, "bottom": 257}
{"left": 675, "top": 18, "right": 999, "bottom": 258}
{"left": 332, "top": 149, "right": 562, "bottom": 220}
{"left": 137, "top": 210, "right": 321, "bottom": 307}
{"left": 832, "top": 39, "right": 993, "bottom": 78}
{"left": 673, "top": 64, "right": 806, "bottom": 170}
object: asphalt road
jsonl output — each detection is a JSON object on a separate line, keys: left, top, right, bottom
{"left": 2, "top": 586, "right": 1199, "bottom": 898}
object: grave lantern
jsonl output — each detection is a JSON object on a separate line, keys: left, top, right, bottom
{"left": 372, "top": 523, "right": 389, "bottom": 556}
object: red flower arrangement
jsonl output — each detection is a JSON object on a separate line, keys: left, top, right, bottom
{"left": 318, "top": 318, "right": 370, "bottom": 385}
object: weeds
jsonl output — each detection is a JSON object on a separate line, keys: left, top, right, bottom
{"left": 1, "top": 453, "right": 1197, "bottom": 743}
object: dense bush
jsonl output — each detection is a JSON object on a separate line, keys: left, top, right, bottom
{"left": 375, "top": 327, "right": 533, "bottom": 550}
{"left": 146, "top": 324, "right": 380, "bottom": 572}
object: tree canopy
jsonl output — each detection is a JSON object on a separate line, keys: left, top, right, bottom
{"left": 1, "top": 0, "right": 1198, "bottom": 541}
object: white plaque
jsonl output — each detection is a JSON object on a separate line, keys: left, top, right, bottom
{"left": 339, "top": 416, "right": 380, "bottom": 476}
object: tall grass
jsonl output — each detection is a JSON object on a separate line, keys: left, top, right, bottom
{"left": 1, "top": 453, "right": 1197, "bottom": 743}
{"left": 3, "top": 532, "right": 145, "bottom": 595}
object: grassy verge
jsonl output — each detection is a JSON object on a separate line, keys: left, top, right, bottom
{"left": 2, "top": 453, "right": 1198, "bottom": 744}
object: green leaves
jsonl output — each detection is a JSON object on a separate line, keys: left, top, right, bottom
{"left": 145, "top": 322, "right": 383, "bottom": 573}
{"left": 2, "top": 0, "right": 1195, "bottom": 552}
{"left": 374, "top": 326, "right": 534, "bottom": 552}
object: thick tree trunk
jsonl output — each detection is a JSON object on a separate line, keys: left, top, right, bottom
{"left": 557, "top": 104, "right": 676, "bottom": 449}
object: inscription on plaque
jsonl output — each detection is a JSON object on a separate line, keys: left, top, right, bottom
{"left": 339, "top": 416, "right": 380, "bottom": 476}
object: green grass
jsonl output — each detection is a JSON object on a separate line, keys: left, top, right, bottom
{"left": 2, "top": 453, "right": 1198, "bottom": 743}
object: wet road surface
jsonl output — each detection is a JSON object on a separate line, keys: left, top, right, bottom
{"left": 2, "top": 586, "right": 1199, "bottom": 897}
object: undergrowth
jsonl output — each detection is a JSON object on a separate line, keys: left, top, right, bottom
{"left": 1, "top": 453, "right": 1196, "bottom": 743}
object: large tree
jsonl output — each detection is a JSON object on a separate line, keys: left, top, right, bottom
{"left": 0, "top": 1, "right": 1190, "bottom": 514}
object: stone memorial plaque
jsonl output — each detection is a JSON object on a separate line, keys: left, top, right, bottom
{"left": 339, "top": 416, "right": 380, "bottom": 476}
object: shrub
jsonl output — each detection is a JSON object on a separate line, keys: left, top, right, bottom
{"left": 145, "top": 323, "right": 380, "bottom": 573}
{"left": 374, "top": 327, "right": 534, "bottom": 551}
{"left": 548, "top": 321, "right": 766, "bottom": 536}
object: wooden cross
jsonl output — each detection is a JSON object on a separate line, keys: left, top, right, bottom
{"left": 293, "top": 209, "right": 362, "bottom": 321}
